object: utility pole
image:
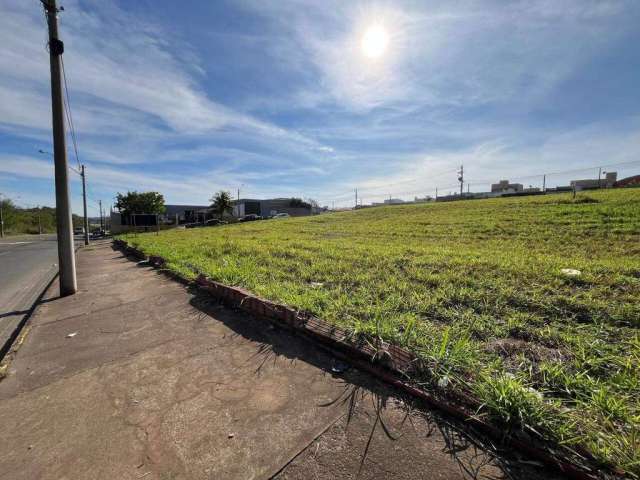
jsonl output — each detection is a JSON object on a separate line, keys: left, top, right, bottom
{"left": 37, "top": 206, "right": 42, "bottom": 235}
{"left": 598, "top": 167, "right": 602, "bottom": 188}
{"left": 81, "top": 165, "right": 89, "bottom": 244}
{"left": 355, "top": 188, "right": 358, "bottom": 209}
{"left": 542, "top": 174, "right": 546, "bottom": 193}
{"left": 44, "top": 0, "right": 76, "bottom": 296}
{"left": 0, "top": 193, "right": 4, "bottom": 238}
{"left": 99, "top": 200, "right": 103, "bottom": 232}
{"left": 458, "top": 165, "right": 464, "bottom": 196}
{"left": 435, "top": 187, "right": 438, "bottom": 200}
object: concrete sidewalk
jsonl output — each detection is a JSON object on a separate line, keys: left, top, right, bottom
{"left": 0, "top": 241, "right": 563, "bottom": 480}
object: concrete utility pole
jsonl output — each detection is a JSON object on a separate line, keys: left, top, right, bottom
{"left": 0, "top": 193, "right": 4, "bottom": 238}
{"left": 598, "top": 167, "right": 602, "bottom": 188}
{"left": 99, "top": 200, "right": 103, "bottom": 231}
{"left": 81, "top": 165, "right": 89, "bottom": 245}
{"left": 458, "top": 165, "right": 464, "bottom": 196}
{"left": 355, "top": 188, "right": 358, "bottom": 209}
{"left": 44, "top": 0, "right": 77, "bottom": 296}
{"left": 542, "top": 174, "right": 546, "bottom": 193}
{"left": 37, "top": 206, "right": 42, "bottom": 235}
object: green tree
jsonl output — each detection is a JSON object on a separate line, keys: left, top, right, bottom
{"left": 209, "top": 190, "right": 233, "bottom": 218}
{"left": 289, "top": 197, "right": 311, "bottom": 209}
{"left": 115, "top": 191, "right": 165, "bottom": 215}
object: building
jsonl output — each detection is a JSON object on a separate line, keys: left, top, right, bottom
{"left": 491, "top": 180, "right": 524, "bottom": 193}
{"left": 162, "top": 204, "right": 211, "bottom": 224}
{"left": 570, "top": 172, "right": 617, "bottom": 191}
{"left": 370, "top": 198, "right": 409, "bottom": 207}
{"left": 232, "top": 198, "right": 312, "bottom": 218}
{"left": 110, "top": 204, "right": 211, "bottom": 234}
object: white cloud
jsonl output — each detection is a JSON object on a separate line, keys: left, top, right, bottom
{"left": 0, "top": 1, "right": 330, "bottom": 159}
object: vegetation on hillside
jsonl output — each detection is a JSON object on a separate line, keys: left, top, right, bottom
{"left": 0, "top": 198, "right": 83, "bottom": 235}
{"left": 122, "top": 189, "right": 640, "bottom": 475}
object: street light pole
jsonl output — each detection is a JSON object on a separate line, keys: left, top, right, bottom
{"left": 99, "top": 200, "right": 103, "bottom": 232}
{"left": 598, "top": 167, "right": 602, "bottom": 189}
{"left": 0, "top": 193, "right": 4, "bottom": 238}
{"left": 44, "top": 0, "right": 77, "bottom": 296}
{"left": 81, "top": 165, "right": 89, "bottom": 245}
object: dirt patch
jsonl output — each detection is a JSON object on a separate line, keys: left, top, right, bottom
{"left": 485, "top": 338, "right": 567, "bottom": 371}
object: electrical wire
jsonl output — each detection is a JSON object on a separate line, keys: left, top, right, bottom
{"left": 317, "top": 158, "right": 640, "bottom": 207}
{"left": 60, "top": 56, "right": 82, "bottom": 173}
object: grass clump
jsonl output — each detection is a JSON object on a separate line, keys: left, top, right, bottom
{"left": 474, "top": 372, "right": 550, "bottom": 430}
{"left": 121, "top": 188, "right": 640, "bottom": 475}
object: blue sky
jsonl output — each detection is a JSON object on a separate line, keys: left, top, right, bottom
{"left": 1, "top": 0, "right": 639, "bottom": 214}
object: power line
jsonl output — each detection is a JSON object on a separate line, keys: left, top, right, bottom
{"left": 466, "top": 159, "right": 640, "bottom": 187}
{"left": 60, "top": 55, "right": 82, "bottom": 172}
{"left": 356, "top": 168, "right": 459, "bottom": 194}
{"left": 316, "top": 157, "right": 640, "bottom": 207}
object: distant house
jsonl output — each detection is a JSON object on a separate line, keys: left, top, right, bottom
{"left": 570, "top": 172, "right": 617, "bottom": 191}
{"left": 370, "top": 198, "right": 409, "bottom": 207}
{"left": 232, "top": 198, "right": 312, "bottom": 218}
{"left": 491, "top": 180, "right": 524, "bottom": 193}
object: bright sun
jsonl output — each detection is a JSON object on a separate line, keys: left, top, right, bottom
{"left": 361, "top": 25, "right": 389, "bottom": 59}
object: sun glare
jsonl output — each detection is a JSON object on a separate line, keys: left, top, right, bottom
{"left": 361, "top": 25, "right": 389, "bottom": 59}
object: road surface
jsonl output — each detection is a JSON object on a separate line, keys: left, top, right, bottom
{"left": 0, "top": 235, "right": 60, "bottom": 356}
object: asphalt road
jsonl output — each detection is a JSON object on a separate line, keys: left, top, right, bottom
{"left": 0, "top": 234, "right": 60, "bottom": 355}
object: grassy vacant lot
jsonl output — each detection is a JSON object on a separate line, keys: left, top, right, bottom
{"left": 123, "top": 188, "right": 640, "bottom": 475}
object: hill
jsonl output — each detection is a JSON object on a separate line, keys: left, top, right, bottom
{"left": 123, "top": 188, "right": 640, "bottom": 475}
{"left": 0, "top": 198, "right": 85, "bottom": 235}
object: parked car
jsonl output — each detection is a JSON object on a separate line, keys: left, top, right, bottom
{"left": 271, "top": 213, "right": 290, "bottom": 219}
{"left": 239, "top": 214, "right": 262, "bottom": 222}
{"left": 74, "top": 227, "right": 85, "bottom": 235}
{"left": 204, "top": 219, "right": 228, "bottom": 227}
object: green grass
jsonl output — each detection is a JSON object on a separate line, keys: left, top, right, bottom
{"left": 121, "top": 188, "right": 640, "bottom": 475}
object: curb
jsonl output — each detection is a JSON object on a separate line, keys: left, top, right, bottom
{"left": 0, "top": 267, "right": 58, "bottom": 362}
{"left": 1, "top": 242, "right": 84, "bottom": 363}
{"left": 113, "top": 239, "right": 616, "bottom": 480}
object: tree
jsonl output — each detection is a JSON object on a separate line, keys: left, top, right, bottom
{"left": 210, "top": 190, "right": 233, "bottom": 218}
{"left": 0, "top": 198, "right": 59, "bottom": 235}
{"left": 115, "top": 191, "right": 165, "bottom": 215}
{"left": 305, "top": 198, "right": 320, "bottom": 208}
{"left": 289, "top": 197, "right": 311, "bottom": 209}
